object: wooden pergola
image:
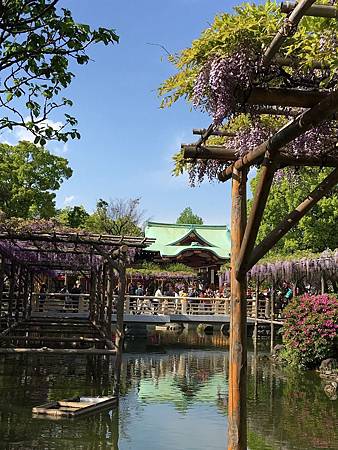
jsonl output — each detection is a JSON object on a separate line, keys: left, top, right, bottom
{"left": 179, "top": 2, "right": 338, "bottom": 449}
{"left": 0, "top": 224, "right": 154, "bottom": 394}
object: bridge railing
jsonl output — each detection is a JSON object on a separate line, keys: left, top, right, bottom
{"left": 31, "top": 293, "right": 90, "bottom": 314}
{"left": 27, "top": 292, "right": 283, "bottom": 321}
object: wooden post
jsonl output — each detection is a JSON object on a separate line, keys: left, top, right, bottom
{"left": 28, "top": 272, "right": 34, "bottom": 317}
{"left": 113, "top": 263, "right": 126, "bottom": 397}
{"left": 16, "top": 265, "right": 23, "bottom": 322}
{"left": 270, "top": 280, "right": 275, "bottom": 353}
{"left": 253, "top": 281, "right": 259, "bottom": 339}
{"left": 0, "top": 256, "right": 5, "bottom": 318}
{"left": 95, "top": 265, "right": 103, "bottom": 325}
{"left": 321, "top": 275, "right": 325, "bottom": 295}
{"left": 8, "top": 262, "right": 16, "bottom": 325}
{"left": 23, "top": 268, "right": 30, "bottom": 319}
{"left": 89, "top": 268, "right": 97, "bottom": 322}
{"left": 106, "top": 267, "right": 114, "bottom": 340}
{"left": 100, "top": 263, "right": 108, "bottom": 326}
{"left": 228, "top": 168, "right": 247, "bottom": 450}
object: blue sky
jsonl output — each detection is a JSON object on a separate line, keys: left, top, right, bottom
{"left": 7, "top": 0, "right": 251, "bottom": 225}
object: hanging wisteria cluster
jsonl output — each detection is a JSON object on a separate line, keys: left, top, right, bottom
{"left": 193, "top": 47, "right": 260, "bottom": 125}
{"left": 185, "top": 116, "right": 337, "bottom": 185}
{"left": 219, "top": 249, "right": 338, "bottom": 287}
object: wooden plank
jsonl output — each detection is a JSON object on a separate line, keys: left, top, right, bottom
{"left": 58, "top": 401, "right": 94, "bottom": 408}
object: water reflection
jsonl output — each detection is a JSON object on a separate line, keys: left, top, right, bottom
{"left": 0, "top": 331, "right": 337, "bottom": 450}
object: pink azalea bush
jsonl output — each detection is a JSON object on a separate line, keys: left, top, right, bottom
{"left": 282, "top": 294, "right": 338, "bottom": 368}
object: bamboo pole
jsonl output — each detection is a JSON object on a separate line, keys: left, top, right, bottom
{"left": 228, "top": 168, "right": 247, "bottom": 450}
{"left": 219, "top": 90, "right": 338, "bottom": 180}
{"left": 281, "top": 2, "right": 338, "bottom": 18}
{"left": 247, "top": 167, "right": 338, "bottom": 270}
{"left": 263, "top": 0, "right": 317, "bottom": 65}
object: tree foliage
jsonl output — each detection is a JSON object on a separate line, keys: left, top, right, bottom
{"left": 0, "top": 0, "right": 118, "bottom": 144}
{"left": 0, "top": 140, "right": 72, "bottom": 218}
{"left": 249, "top": 167, "right": 338, "bottom": 254}
{"left": 56, "top": 205, "right": 89, "bottom": 229}
{"left": 85, "top": 198, "right": 144, "bottom": 236}
{"left": 176, "top": 207, "right": 203, "bottom": 225}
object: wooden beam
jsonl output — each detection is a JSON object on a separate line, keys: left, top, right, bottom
{"left": 182, "top": 144, "right": 237, "bottom": 161}
{"left": 219, "top": 90, "right": 338, "bottom": 179}
{"left": 246, "top": 167, "right": 338, "bottom": 271}
{"left": 263, "top": 0, "right": 317, "bottom": 65}
{"left": 228, "top": 168, "right": 247, "bottom": 450}
{"left": 183, "top": 144, "right": 338, "bottom": 168}
{"left": 247, "top": 87, "right": 328, "bottom": 108}
{"left": 0, "top": 231, "right": 154, "bottom": 248}
{"left": 281, "top": 2, "right": 338, "bottom": 18}
{"left": 236, "top": 155, "right": 277, "bottom": 280}
{"left": 192, "top": 128, "right": 235, "bottom": 137}
{"left": 273, "top": 56, "right": 327, "bottom": 69}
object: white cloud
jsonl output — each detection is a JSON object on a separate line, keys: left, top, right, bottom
{"left": 0, "top": 117, "right": 66, "bottom": 149}
{"left": 64, "top": 195, "right": 75, "bottom": 205}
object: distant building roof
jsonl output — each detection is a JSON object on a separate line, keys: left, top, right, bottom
{"left": 144, "top": 222, "right": 230, "bottom": 267}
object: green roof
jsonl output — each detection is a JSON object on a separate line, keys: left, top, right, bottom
{"left": 144, "top": 222, "right": 230, "bottom": 261}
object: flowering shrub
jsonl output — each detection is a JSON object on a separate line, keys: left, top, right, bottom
{"left": 282, "top": 294, "right": 338, "bottom": 368}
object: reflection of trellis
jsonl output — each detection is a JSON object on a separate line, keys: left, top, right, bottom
{"left": 0, "top": 224, "right": 154, "bottom": 396}
{"left": 178, "top": 2, "right": 338, "bottom": 449}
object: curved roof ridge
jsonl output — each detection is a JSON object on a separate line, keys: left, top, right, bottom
{"left": 146, "top": 221, "right": 229, "bottom": 229}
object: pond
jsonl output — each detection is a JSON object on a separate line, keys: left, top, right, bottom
{"left": 0, "top": 329, "right": 337, "bottom": 450}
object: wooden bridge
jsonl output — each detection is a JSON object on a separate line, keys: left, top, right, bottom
{"left": 28, "top": 293, "right": 284, "bottom": 326}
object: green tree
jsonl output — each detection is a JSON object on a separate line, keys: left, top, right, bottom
{"left": 176, "top": 207, "right": 203, "bottom": 225}
{"left": 56, "top": 205, "right": 89, "bottom": 229}
{"left": 0, "top": 141, "right": 72, "bottom": 218}
{"left": 0, "top": 1, "right": 118, "bottom": 144}
{"left": 249, "top": 168, "right": 338, "bottom": 254}
{"left": 85, "top": 198, "right": 144, "bottom": 236}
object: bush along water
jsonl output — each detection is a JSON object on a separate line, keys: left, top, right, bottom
{"left": 281, "top": 294, "right": 338, "bottom": 369}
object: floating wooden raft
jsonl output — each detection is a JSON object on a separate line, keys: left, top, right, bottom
{"left": 32, "top": 396, "right": 117, "bottom": 418}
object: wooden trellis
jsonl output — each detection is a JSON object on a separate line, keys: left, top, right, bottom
{"left": 0, "top": 226, "right": 154, "bottom": 396}
{"left": 180, "top": 2, "right": 338, "bottom": 449}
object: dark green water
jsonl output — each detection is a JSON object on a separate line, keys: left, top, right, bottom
{"left": 0, "top": 330, "right": 337, "bottom": 450}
